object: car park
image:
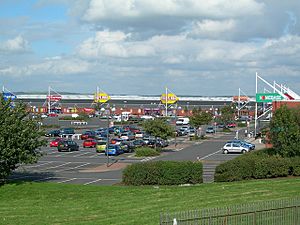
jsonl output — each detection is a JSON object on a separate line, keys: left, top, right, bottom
{"left": 222, "top": 142, "right": 250, "bottom": 154}
{"left": 120, "top": 132, "right": 135, "bottom": 141}
{"left": 135, "top": 131, "right": 144, "bottom": 139}
{"left": 227, "top": 122, "right": 236, "bottom": 128}
{"left": 111, "top": 138, "right": 123, "bottom": 145}
{"left": 83, "top": 138, "right": 97, "bottom": 148}
{"left": 105, "top": 144, "right": 123, "bottom": 156}
{"left": 57, "top": 140, "right": 79, "bottom": 152}
{"left": 206, "top": 126, "right": 215, "bottom": 134}
{"left": 45, "top": 129, "right": 61, "bottom": 137}
{"left": 122, "top": 141, "right": 135, "bottom": 152}
{"left": 49, "top": 138, "right": 63, "bottom": 147}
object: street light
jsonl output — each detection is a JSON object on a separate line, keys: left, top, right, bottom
{"left": 101, "top": 106, "right": 110, "bottom": 167}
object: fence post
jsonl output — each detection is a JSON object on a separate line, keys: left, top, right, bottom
{"left": 295, "top": 206, "right": 298, "bottom": 225}
{"left": 253, "top": 211, "right": 256, "bottom": 225}
{"left": 173, "top": 218, "right": 177, "bottom": 225}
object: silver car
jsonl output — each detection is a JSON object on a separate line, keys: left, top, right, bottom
{"left": 222, "top": 142, "right": 250, "bottom": 154}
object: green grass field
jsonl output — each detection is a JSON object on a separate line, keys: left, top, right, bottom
{"left": 0, "top": 178, "right": 299, "bottom": 225}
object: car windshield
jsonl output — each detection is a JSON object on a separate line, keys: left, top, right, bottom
{"left": 97, "top": 141, "right": 106, "bottom": 145}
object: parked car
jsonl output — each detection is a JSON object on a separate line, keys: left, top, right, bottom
{"left": 48, "top": 113, "right": 58, "bottom": 117}
{"left": 176, "top": 117, "right": 190, "bottom": 125}
{"left": 45, "top": 129, "right": 61, "bottom": 137}
{"left": 120, "top": 132, "right": 135, "bottom": 141}
{"left": 105, "top": 144, "right": 123, "bottom": 156}
{"left": 60, "top": 128, "right": 75, "bottom": 135}
{"left": 227, "top": 140, "right": 255, "bottom": 150}
{"left": 227, "top": 122, "right": 237, "bottom": 128}
{"left": 122, "top": 141, "right": 135, "bottom": 153}
{"left": 96, "top": 141, "right": 107, "bottom": 153}
{"left": 222, "top": 142, "right": 250, "bottom": 154}
{"left": 135, "top": 131, "right": 144, "bottom": 138}
{"left": 83, "top": 138, "right": 97, "bottom": 148}
{"left": 133, "top": 139, "right": 146, "bottom": 148}
{"left": 49, "top": 138, "right": 63, "bottom": 147}
{"left": 57, "top": 140, "right": 79, "bottom": 152}
{"left": 81, "top": 131, "right": 96, "bottom": 140}
{"left": 206, "top": 126, "right": 215, "bottom": 134}
{"left": 111, "top": 138, "right": 123, "bottom": 145}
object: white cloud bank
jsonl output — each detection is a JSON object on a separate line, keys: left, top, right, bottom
{"left": 0, "top": 36, "right": 29, "bottom": 53}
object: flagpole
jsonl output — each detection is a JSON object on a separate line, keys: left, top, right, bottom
{"left": 165, "top": 87, "right": 168, "bottom": 117}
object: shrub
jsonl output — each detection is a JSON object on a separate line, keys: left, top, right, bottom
{"left": 237, "top": 122, "right": 247, "bottom": 127}
{"left": 215, "top": 152, "right": 291, "bottom": 182}
{"left": 135, "top": 147, "right": 160, "bottom": 157}
{"left": 289, "top": 157, "right": 300, "bottom": 176}
{"left": 122, "top": 161, "right": 203, "bottom": 185}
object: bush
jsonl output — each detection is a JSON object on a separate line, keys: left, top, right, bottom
{"left": 237, "top": 122, "right": 247, "bottom": 127}
{"left": 135, "top": 147, "right": 160, "bottom": 157}
{"left": 122, "top": 161, "right": 203, "bottom": 185}
{"left": 215, "top": 152, "right": 292, "bottom": 182}
{"left": 289, "top": 157, "right": 300, "bottom": 176}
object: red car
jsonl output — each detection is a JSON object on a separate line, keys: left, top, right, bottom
{"left": 227, "top": 123, "right": 237, "bottom": 128}
{"left": 50, "top": 138, "right": 63, "bottom": 147}
{"left": 48, "top": 113, "right": 58, "bottom": 117}
{"left": 83, "top": 138, "right": 97, "bottom": 148}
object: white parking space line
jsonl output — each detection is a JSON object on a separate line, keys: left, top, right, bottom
{"left": 83, "top": 178, "right": 102, "bottom": 185}
{"left": 34, "top": 177, "right": 54, "bottom": 182}
{"left": 55, "top": 163, "right": 90, "bottom": 172}
{"left": 58, "top": 178, "right": 77, "bottom": 183}
{"left": 55, "top": 151, "right": 78, "bottom": 157}
{"left": 25, "top": 161, "right": 54, "bottom": 168}
{"left": 45, "top": 162, "right": 72, "bottom": 169}
{"left": 73, "top": 152, "right": 93, "bottom": 157}
{"left": 199, "top": 150, "right": 222, "bottom": 160}
{"left": 88, "top": 154, "right": 101, "bottom": 158}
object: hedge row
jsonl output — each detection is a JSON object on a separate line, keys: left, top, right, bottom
{"left": 215, "top": 152, "right": 300, "bottom": 182}
{"left": 135, "top": 147, "right": 160, "bottom": 157}
{"left": 122, "top": 161, "right": 203, "bottom": 185}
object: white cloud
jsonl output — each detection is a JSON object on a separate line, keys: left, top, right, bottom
{"left": 188, "top": 19, "right": 236, "bottom": 38}
{"left": 77, "top": 30, "right": 155, "bottom": 58}
{"left": 0, "top": 58, "right": 91, "bottom": 77}
{"left": 0, "top": 36, "right": 29, "bottom": 53}
{"left": 83, "top": 0, "right": 264, "bottom": 22}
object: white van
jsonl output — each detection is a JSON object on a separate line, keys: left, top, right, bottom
{"left": 176, "top": 117, "right": 190, "bottom": 125}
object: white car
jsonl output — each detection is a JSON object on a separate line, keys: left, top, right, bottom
{"left": 222, "top": 142, "right": 250, "bottom": 154}
{"left": 176, "top": 117, "right": 190, "bottom": 125}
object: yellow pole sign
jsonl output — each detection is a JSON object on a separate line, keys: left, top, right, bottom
{"left": 160, "top": 93, "right": 179, "bottom": 104}
{"left": 94, "top": 92, "right": 111, "bottom": 103}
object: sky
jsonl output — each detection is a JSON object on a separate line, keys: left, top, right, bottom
{"left": 0, "top": 0, "right": 300, "bottom": 96}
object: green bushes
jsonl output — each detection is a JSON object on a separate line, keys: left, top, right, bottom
{"left": 135, "top": 147, "right": 160, "bottom": 157}
{"left": 122, "top": 161, "right": 203, "bottom": 185}
{"left": 214, "top": 152, "right": 300, "bottom": 182}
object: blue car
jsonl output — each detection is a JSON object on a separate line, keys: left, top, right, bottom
{"left": 227, "top": 140, "right": 255, "bottom": 150}
{"left": 105, "top": 144, "right": 124, "bottom": 156}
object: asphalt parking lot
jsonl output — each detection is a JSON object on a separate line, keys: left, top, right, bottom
{"left": 10, "top": 130, "right": 257, "bottom": 185}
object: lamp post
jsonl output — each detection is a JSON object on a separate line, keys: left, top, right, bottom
{"left": 101, "top": 106, "right": 110, "bottom": 167}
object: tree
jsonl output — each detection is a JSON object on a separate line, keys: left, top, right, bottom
{"left": 0, "top": 95, "right": 46, "bottom": 182}
{"left": 142, "top": 118, "right": 174, "bottom": 140}
{"left": 219, "top": 105, "right": 235, "bottom": 125}
{"left": 269, "top": 105, "right": 300, "bottom": 157}
{"left": 189, "top": 108, "right": 212, "bottom": 128}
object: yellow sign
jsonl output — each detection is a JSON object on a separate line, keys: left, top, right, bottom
{"left": 94, "top": 92, "right": 110, "bottom": 103}
{"left": 160, "top": 93, "right": 179, "bottom": 104}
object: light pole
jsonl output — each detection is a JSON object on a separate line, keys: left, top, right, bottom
{"left": 101, "top": 106, "right": 110, "bottom": 167}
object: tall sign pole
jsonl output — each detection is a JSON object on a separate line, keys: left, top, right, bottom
{"left": 254, "top": 73, "right": 258, "bottom": 137}
{"left": 165, "top": 87, "right": 168, "bottom": 117}
{"left": 48, "top": 86, "right": 51, "bottom": 114}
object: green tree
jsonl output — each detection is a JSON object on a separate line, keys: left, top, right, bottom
{"left": 219, "top": 105, "right": 235, "bottom": 125}
{"left": 0, "top": 95, "right": 46, "bottom": 182}
{"left": 269, "top": 105, "right": 300, "bottom": 157}
{"left": 142, "top": 118, "right": 174, "bottom": 140}
{"left": 189, "top": 108, "right": 212, "bottom": 128}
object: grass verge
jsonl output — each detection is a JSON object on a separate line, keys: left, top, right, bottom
{"left": 0, "top": 178, "right": 299, "bottom": 225}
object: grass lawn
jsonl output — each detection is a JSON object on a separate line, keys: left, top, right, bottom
{"left": 0, "top": 178, "right": 299, "bottom": 225}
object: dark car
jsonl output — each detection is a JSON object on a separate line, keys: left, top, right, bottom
{"left": 45, "top": 129, "right": 61, "bottom": 137}
{"left": 122, "top": 141, "right": 135, "bottom": 153}
{"left": 57, "top": 140, "right": 79, "bottom": 152}
{"left": 60, "top": 128, "right": 75, "bottom": 135}
{"left": 133, "top": 139, "right": 145, "bottom": 148}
